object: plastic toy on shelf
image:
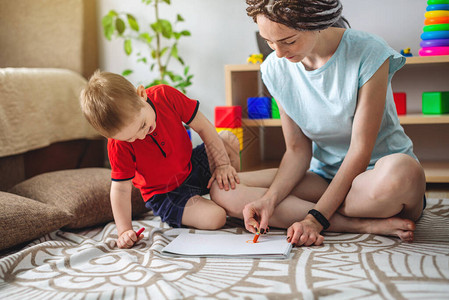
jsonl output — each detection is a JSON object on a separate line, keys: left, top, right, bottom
{"left": 247, "top": 97, "right": 271, "bottom": 119}
{"left": 393, "top": 92, "right": 407, "bottom": 115}
{"left": 247, "top": 53, "right": 263, "bottom": 64}
{"left": 420, "top": 1, "right": 449, "bottom": 56}
{"left": 216, "top": 127, "right": 243, "bottom": 151}
{"left": 214, "top": 106, "right": 243, "bottom": 151}
{"left": 214, "top": 106, "right": 242, "bottom": 128}
{"left": 400, "top": 48, "right": 413, "bottom": 57}
{"left": 422, "top": 91, "right": 449, "bottom": 114}
{"left": 271, "top": 98, "right": 280, "bottom": 119}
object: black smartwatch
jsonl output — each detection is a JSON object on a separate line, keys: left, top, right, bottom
{"left": 308, "top": 209, "right": 330, "bottom": 230}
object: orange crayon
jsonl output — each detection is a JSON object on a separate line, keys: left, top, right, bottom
{"left": 252, "top": 230, "right": 260, "bottom": 243}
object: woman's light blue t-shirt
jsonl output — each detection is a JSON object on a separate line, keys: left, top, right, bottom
{"left": 261, "top": 29, "right": 416, "bottom": 179}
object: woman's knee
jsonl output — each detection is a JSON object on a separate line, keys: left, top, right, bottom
{"left": 371, "top": 154, "right": 425, "bottom": 200}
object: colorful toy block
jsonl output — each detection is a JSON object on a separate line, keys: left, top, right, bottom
{"left": 184, "top": 125, "right": 192, "bottom": 140}
{"left": 271, "top": 98, "right": 280, "bottom": 119}
{"left": 247, "top": 97, "right": 271, "bottom": 119}
{"left": 422, "top": 91, "right": 449, "bottom": 114}
{"left": 216, "top": 127, "right": 243, "bottom": 151}
{"left": 393, "top": 92, "right": 407, "bottom": 115}
{"left": 215, "top": 106, "right": 242, "bottom": 128}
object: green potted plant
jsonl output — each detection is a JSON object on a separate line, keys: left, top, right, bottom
{"left": 102, "top": 0, "right": 193, "bottom": 93}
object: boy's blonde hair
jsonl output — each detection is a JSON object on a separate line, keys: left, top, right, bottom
{"left": 80, "top": 70, "right": 145, "bottom": 138}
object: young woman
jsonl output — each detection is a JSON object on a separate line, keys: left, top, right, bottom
{"left": 210, "top": 0, "right": 426, "bottom": 247}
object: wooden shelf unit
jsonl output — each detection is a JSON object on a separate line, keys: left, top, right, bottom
{"left": 225, "top": 56, "right": 449, "bottom": 182}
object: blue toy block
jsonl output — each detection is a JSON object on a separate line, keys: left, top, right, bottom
{"left": 247, "top": 97, "right": 271, "bottom": 119}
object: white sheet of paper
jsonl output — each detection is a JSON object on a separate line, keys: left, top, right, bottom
{"left": 162, "top": 233, "right": 292, "bottom": 259}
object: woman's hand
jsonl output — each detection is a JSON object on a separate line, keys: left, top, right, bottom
{"left": 287, "top": 216, "right": 325, "bottom": 247}
{"left": 116, "top": 229, "right": 144, "bottom": 249}
{"left": 243, "top": 197, "right": 274, "bottom": 234}
{"left": 207, "top": 164, "right": 240, "bottom": 190}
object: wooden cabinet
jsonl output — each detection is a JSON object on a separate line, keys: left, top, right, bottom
{"left": 224, "top": 55, "right": 449, "bottom": 182}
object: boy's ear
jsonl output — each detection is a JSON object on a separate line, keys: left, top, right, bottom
{"left": 136, "top": 85, "right": 146, "bottom": 99}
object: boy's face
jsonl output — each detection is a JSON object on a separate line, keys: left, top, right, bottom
{"left": 112, "top": 87, "right": 156, "bottom": 142}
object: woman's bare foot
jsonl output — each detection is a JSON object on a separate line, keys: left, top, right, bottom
{"left": 364, "top": 217, "right": 416, "bottom": 242}
{"left": 330, "top": 214, "right": 416, "bottom": 242}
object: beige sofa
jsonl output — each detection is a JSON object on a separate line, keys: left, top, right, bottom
{"left": 0, "top": 0, "right": 146, "bottom": 252}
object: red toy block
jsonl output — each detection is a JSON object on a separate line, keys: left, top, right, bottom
{"left": 215, "top": 106, "right": 242, "bottom": 128}
{"left": 393, "top": 92, "right": 407, "bottom": 115}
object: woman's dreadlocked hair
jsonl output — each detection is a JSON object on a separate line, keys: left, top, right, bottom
{"left": 246, "top": 0, "right": 349, "bottom": 31}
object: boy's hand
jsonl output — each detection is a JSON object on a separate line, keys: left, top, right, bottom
{"left": 207, "top": 164, "right": 240, "bottom": 191}
{"left": 116, "top": 229, "right": 144, "bottom": 249}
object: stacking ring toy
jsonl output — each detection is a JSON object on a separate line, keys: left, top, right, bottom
{"left": 420, "top": 39, "right": 449, "bottom": 47}
{"left": 427, "top": 4, "right": 449, "bottom": 10}
{"left": 425, "top": 16, "right": 449, "bottom": 25}
{"left": 419, "top": 46, "right": 449, "bottom": 56}
{"left": 428, "top": 0, "right": 449, "bottom": 5}
{"left": 425, "top": 10, "right": 449, "bottom": 18}
{"left": 423, "top": 24, "right": 449, "bottom": 31}
{"left": 421, "top": 31, "right": 449, "bottom": 40}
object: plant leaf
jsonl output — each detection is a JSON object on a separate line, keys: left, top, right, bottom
{"left": 162, "top": 0, "right": 171, "bottom": 4}
{"left": 115, "top": 18, "right": 125, "bottom": 35}
{"left": 180, "top": 30, "right": 191, "bottom": 36}
{"left": 102, "top": 15, "right": 115, "bottom": 40}
{"left": 127, "top": 14, "right": 139, "bottom": 31}
{"left": 139, "top": 33, "right": 153, "bottom": 44}
{"left": 160, "top": 47, "right": 169, "bottom": 57}
{"left": 177, "top": 14, "right": 184, "bottom": 22}
{"left": 122, "top": 69, "right": 133, "bottom": 76}
{"left": 170, "top": 45, "right": 179, "bottom": 59}
{"left": 137, "top": 57, "right": 148, "bottom": 63}
{"left": 158, "top": 19, "right": 173, "bottom": 39}
{"left": 108, "top": 10, "right": 118, "bottom": 17}
{"left": 124, "top": 39, "right": 132, "bottom": 55}
{"left": 173, "top": 32, "right": 181, "bottom": 40}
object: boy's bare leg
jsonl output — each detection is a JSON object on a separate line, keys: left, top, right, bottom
{"left": 181, "top": 195, "right": 227, "bottom": 230}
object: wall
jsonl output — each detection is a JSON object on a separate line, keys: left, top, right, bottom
{"left": 97, "top": 0, "right": 427, "bottom": 145}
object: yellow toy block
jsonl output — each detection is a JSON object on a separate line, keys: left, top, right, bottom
{"left": 216, "top": 127, "right": 243, "bottom": 151}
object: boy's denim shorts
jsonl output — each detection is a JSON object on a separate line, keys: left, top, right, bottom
{"left": 145, "top": 143, "right": 211, "bottom": 228}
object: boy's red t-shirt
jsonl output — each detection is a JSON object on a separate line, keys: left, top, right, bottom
{"left": 107, "top": 85, "right": 199, "bottom": 201}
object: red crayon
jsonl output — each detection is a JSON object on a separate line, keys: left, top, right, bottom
{"left": 136, "top": 227, "right": 145, "bottom": 237}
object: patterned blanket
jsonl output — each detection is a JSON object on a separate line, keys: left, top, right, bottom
{"left": 1, "top": 198, "right": 448, "bottom": 299}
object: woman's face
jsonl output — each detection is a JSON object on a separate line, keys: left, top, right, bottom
{"left": 257, "top": 14, "right": 318, "bottom": 63}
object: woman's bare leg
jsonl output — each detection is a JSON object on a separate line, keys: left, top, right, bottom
{"left": 339, "top": 153, "right": 426, "bottom": 222}
{"left": 211, "top": 165, "right": 419, "bottom": 241}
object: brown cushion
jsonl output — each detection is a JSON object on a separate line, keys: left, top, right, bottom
{"left": 9, "top": 168, "right": 147, "bottom": 229}
{"left": 0, "top": 192, "right": 69, "bottom": 251}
